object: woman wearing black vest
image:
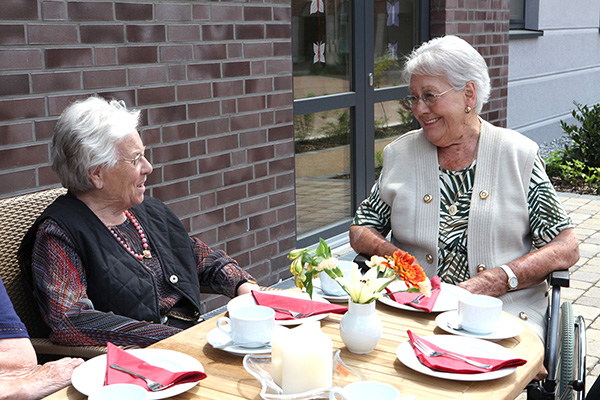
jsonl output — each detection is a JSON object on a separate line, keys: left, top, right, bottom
{"left": 19, "top": 96, "right": 259, "bottom": 348}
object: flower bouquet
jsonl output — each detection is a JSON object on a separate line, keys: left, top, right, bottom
{"left": 288, "top": 239, "right": 431, "bottom": 304}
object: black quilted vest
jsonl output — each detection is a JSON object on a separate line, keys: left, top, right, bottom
{"left": 19, "top": 192, "right": 202, "bottom": 324}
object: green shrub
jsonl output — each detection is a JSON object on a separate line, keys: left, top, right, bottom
{"left": 560, "top": 102, "right": 600, "bottom": 167}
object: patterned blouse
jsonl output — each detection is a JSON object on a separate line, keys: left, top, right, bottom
{"left": 353, "top": 156, "right": 573, "bottom": 284}
{"left": 31, "top": 217, "right": 252, "bottom": 347}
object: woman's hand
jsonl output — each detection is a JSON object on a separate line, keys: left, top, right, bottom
{"left": 349, "top": 225, "right": 399, "bottom": 257}
{"left": 457, "top": 267, "right": 509, "bottom": 297}
{"left": 237, "top": 281, "right": 260, "bottom": 296}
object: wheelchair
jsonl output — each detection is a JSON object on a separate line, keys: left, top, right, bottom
{"left": 526, "top": 269, "right": 587, "bottom": 400}
{"left": 353, "top": 255, "right": 587, "bottom": 400}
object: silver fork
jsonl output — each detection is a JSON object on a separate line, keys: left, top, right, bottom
{"left": 109, "top": 363, "right": 174, "bottom": 391}
{"left": 270, "top": 307, "right": 315, "bottom": 318}
{"left": 410, "top": 294, "right": 425, "bottom": 304}
{"left": 411, "top": 340, "right": 492, "bottom": 369}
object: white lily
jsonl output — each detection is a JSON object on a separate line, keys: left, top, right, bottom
{"left": 336, "top": 263, "right": 394, "bottom": 304}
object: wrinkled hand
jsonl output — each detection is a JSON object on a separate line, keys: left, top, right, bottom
{"left": 26, "top": 357, "right": 84, "bottom": 399}
{"left": 457, "top": 267, "right": 507, "bottom": 297}
{"left": 237, "top": 281, "right": 260, "bottom": 296}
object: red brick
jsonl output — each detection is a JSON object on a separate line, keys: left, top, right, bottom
{"left": 129, "top": 65, "right": 169, "bottom": 86}
{"left": 0, "top": 25, "right": 26, "bottom": 45}
{"left": 47, "top": 94, "right": 89, "bottom": 117}
{"left": 192, "top": 4, "right": 210, "bottom": 21}
{"left": 126, "top": 25, "right": 166, "bottom": 43}
{"left": 0, "top": 49, "right": 42, "bottom": 70}
{"left": 138, "top": 86, "right": 176, "bottom": 106}
{"left": 202, "top": 25, "right": 234, "bottom": 41}
{"left": 225, "top": 204, "right": 240, "bottom": 220}
{"left": 231, "top": 113, "right": 260, "bottom": 131}
{"left": 188, "top": 63, "right": 222, "bottom": 80}
{"left": 0, "top": 74, "right": 29, "bottom": 96}
{"left": 211, "top": 5, "right": 243, "bottom": 21}
{"left": 147, "top": 104, "right": 186, "bottom": 124}
{"left": 116, "top": 3, "right": 153, "bottom": 21}
{"left": 164, "top": 160, "right": 198, "bottom": 181}
{"left": 275, "top": 108, "right": 293, "bottom": 124}
{"left": 191, "top": 173, "right": 223, "bottom": 195}
{"left": 153, "top": 143, "right": 189, "bottom": 164}
{"left": 0, "top": 144, "right": 48, "bottom": 170}
{"left": 244, "top": 43, "right": 272, "bottom": 59}
{"left": 198, "top": 153, "right": 231, "bottom": 174}
{"left": 270, "top": 221, "right": 295, "bottom": 239}
{"left": 80, "top": 25, "right": 125, "bottom": 43}
{"left": 240, "top": 196, "right": 268, "bottom": 216}
{"left": 228, "top": 43, "right": 243, "bottom": 59}
{"left": 274, "top": 42, "right": 292, "bottom": 57}
{"left": 245, "top": 78, "right": 273, "bottom": 97}
{"left": 152, "top": 180, "right": 190, "bottom": 201}
{"left": 266, "top": 59, "right": 292, "bottom": 74}
{"left": 269, "top": 188, "right": 294, "bottom": 208}
{"left": 0, "top": 122, "right": 33, "bottom": 146}
{"left": 97, "top": 90, "right": 136, "bottom": 108}
{"left": 160, "top": 45, "right": 194, "bottom": 62}
{"left": 190, "top": 139, "right": 207, "bottom": 157}
{"left": 238, "top": 95, "right": 266, "bottom": 112}
{"left": 32, "top": 71, "right": 81, "bottom": 94}
{"left": 269, "top": 125, "right": 293, "bottom": 141}
{"left": 273, "top": 7, "right": 291, "bottom": 22}
{"left": 194, "top": 44, "right": 227, "bottom": 61}
{"left": 199, "top": 192, "right": 216, "bottom": 211}
{"left": 218, "top": 219, "right": 249, "bottom": 241}
{"left": 247, "top": 145, "right": 274, "bottom": 163}
{"left": 163, "top": 123, "right": 196, "bottom": 142}
{"left": 0, "top": 97, "right": 45, "bottom": 122}
{"left": 213, "top": 80, "right": 244, "bottom": 97}
{"left": 156, "top": 3, "right": 192, "bottom": 21}
{"left": 38, "top": 165, "right": 61, "bottom": 187}
{"left": 83, "top": 69, "right": 127, "bottom": 89}
{"left": 68, "top": 2, "right": 113, "bottom": 21}
{"left": 197, "top": 118, "right": 230, "bottom": 137}
{"left": 168, "top": 25, "right": 201, "bottom": 42}
{"left": 188, "top": 101, "right": 220, "bottom": 119}
{"left": 177, "top": 83, "right": 212, "bottom": 101}
{"left": 236, "top": 25, "right": 265, "bottom": 40}
{"left": 240, "top": 130, "right": 267, "bottom": 147}
{"left": 46, "top": 48, "right": 93, "bottom": 69}
{"left": 192, "top": 209, "right": 224, "bottom": 231}
{"left": 169, "top": 65, "right": 187, "bottom": 82}
{"left": 248, "top": 210, "right": 277, "bottom": 231}
{"left": 266, "top": 24, "right": 291, "bottom": 39}
{"left": 245, "top": 6, "right": 273, "bottom": 21}
{"left": 261, "top": 111, "right": 275, "bottom": 126}
{"left": 0, "top": 170, "right": 37, "bottom": 195}
{"left": 35, "top": 120, "right": 58, "bottom": 141}
{"left": 42, "top": 1, "right": 67, "bottom": 21}
{"left": 207, "top": 134, "right": 239, "bottom": 154}
{"left": 222, "top": 99, "right": 236, "bottom": 114}
{"left": 226, "top": 234, "right": 256, "bottom": 256}
{"left": 0, "top": 0, "right": 38, "bottom": 20}
{"left": 95, "top": 47, "right": 118, "bottom": 66}
{"left": 275, "top": 141, "right": 294, "bottom": 157}
{"left": 267, "top": 92, "right": 292, "bottom": 108}
{"left": 118, "top": 46, "right": 158, "bottom": 64}
{"left": 251, "top": 61, "right": 266, "bottom": 75}
{"left": 167, "top": 197, "right": 200, "bottom": 218}
{"left": 269, "top": 157, "right": 294, "bottom": 175}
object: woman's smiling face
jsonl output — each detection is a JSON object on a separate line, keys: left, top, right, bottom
{"left": 99, "top": 131, "right": 153, "bottom": 210}
{"left": 408, "top": 74, "right": 468, "bottom": 148}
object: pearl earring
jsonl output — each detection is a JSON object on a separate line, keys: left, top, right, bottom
{"left": 464, "top": 106, "right": 472, "bottom": 114}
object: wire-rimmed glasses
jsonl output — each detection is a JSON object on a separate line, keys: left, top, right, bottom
{"left": 119, "top": 148, "right": 146, "bottom": 167}
{"left": 401, "top": 88, "right": 454, "bottom": 110}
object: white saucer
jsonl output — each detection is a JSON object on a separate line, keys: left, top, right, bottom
{"left": 435, "top": 310, "right": 523, "bottom": 340}
{"left": 312, "top": 278, "right": 350, "bottom": 303}
{"left": 206, "top": 327, "right": 271, "bottom": 356}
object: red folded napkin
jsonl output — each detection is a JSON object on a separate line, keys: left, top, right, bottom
{"left": 104, "top": 342, "right": 207, "bottom": 389}
{"left": 407, "top": 331, "right": 526, "bottom": 374}
{"left": 385, "top": 276, "right": 441, "bottom": 312}
{"left": 251, "top": 290, "right": 347, "bottom": 320}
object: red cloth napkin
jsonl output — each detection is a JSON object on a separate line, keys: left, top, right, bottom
{"left": 407, "top": 330, "right": 526, "bottom": 374}
{"left": 251, "top": 290, "right": 347, "bottom": 320}
{"left": 104, "top": 342, "right": 207, "bottom": 389}
{"left": 385, "top": 276, "right": 441, "bottom": 312}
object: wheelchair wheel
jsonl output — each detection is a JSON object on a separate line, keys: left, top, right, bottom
{"left": 558, "top": 302, "right": 575, "bottom": 400}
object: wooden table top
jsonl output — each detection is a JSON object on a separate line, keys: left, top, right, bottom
{"left": 44, "top": 299, "right": 543, "bottom": 400}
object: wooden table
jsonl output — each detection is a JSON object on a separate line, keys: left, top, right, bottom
{"left": 44, "top": 301, "right": 543, "bottom": 400}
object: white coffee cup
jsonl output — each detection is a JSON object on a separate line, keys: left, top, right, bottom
{"left": 329, "top": 381, "right": 401, "bottom": 400}
{"left": 89, "top": 383, "right": 147, "bottom": 400}
{"left": 457, "top": 294, "right": 503, "bottom": 334}
{"left": 217, "top": 305, "right": 274, "bottom": 347}
{"left": 319, "top": 260, "right": 355, "bottom": 296}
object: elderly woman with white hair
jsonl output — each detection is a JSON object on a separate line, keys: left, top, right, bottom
{"left": 19, "top": 96, "right": 258, "bottom": 348}
{"left": 350, "top": 35, "right": 579, "bottom": 340}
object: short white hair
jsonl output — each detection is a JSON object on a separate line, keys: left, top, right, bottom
{"left": 52, "top": 96, "right": 141, "bottom": 194}
{"left": 403, "top": 35, "right": 491, "bottom": 113}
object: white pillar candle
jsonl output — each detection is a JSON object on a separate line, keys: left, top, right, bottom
{"left": 281, "top": 321, "right": 332, "bottom": 394}
{"left": 270, "top": 324, "right": 288, "bottom": 387}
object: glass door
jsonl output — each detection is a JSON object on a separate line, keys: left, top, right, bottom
{"left": 293, "top": 0, "right": 428, "bottom": 247}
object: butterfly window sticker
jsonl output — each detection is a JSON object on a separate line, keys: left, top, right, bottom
{"left": 387, "top": 1, "right": 399, "bottom": 27}
{"left": 311, "top": 0, "right": 325, "bottom": 64}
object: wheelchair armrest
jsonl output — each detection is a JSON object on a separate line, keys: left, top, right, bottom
{"left": 353, "top": 253, "right": 370, "bottom": 273}
{"left": 549, "top": 269, "right": 569, "bottom": 288}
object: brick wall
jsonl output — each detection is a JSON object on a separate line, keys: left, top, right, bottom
{"left": 430, "top": 0, "right": 509, "bottom": 127}
{"left": 0, "top": 0, "right": 296, "bottom": 313}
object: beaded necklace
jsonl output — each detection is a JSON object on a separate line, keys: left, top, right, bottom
{"left": 107, "top": 210, "right": 151, "bottom": 260}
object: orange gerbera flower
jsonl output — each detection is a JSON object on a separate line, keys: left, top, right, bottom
{"left": 390, "top": 249, "right": 427, "bottom": 288}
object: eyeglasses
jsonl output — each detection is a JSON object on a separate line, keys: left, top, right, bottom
{"left": 120, "top": 149, "right": 146, "bottom": 167}
{"left": 401, "top": 88, "right": 454, "bottom": 109}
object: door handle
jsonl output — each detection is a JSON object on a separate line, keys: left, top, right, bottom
{"left": 368, "top": 73, "right": 374, "bottom": 87}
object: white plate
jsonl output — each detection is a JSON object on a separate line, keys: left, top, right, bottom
{"left": 71, "top": 348, "right": 203, "bottom": 399}
{"left": 206, "top": 327, "right": 271, "bottom": 356}
{"left": 435, "top": 310, "right": 523, "bottom": 340}
{"left": 396, "top": 334, "right": 518, "bottom": 381}
{"left": 312, "top": 278, "right": 350, "bottom": 302}
{"left": 378, "top": 281, "right": 469, "bottom": 313}
{"left": 227, "top": 291, "right": 331, "bottom": 326}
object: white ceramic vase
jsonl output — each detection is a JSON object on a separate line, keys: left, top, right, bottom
{"left": 339, "top": 300, "right": 382, "bottom": 354}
